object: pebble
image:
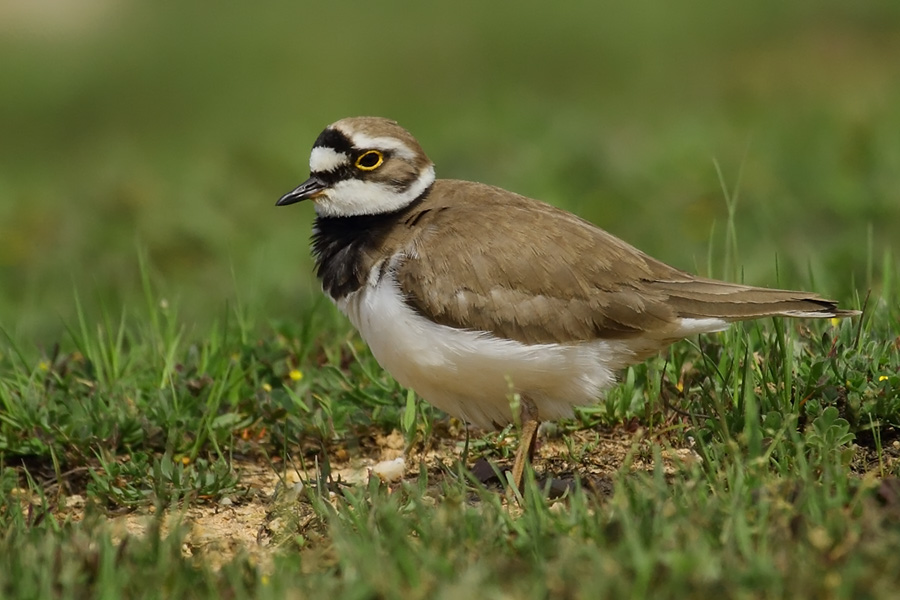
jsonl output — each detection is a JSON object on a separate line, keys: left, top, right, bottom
{"left": 371, "top": 457, "right": 406, "bottom": 483}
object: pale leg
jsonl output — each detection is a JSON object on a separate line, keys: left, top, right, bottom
{"left": 510, "top": 396, "right": 540, "bottom": 492}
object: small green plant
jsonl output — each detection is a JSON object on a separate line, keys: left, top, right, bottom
{"left": 86, "top": 452, "right": 240, "bottom": 507}
{"left": 805, "top": 406, "right": 856, "bottom": 467}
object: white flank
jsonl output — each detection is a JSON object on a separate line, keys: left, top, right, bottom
{"left": 336, "top": 269, "right": 638, "bottom": 429}
{"left": 309, "top": 146, "right": 349, "bottom": 173}
{"left": 314, "top": 165, "right": 436, "bottom": 218}
{"left": 673, "top": 317, "right": 730, "bottom": 337}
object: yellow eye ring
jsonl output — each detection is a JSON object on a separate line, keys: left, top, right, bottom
{"left": 355, "top": 150, "right": 384, "bottom": 171}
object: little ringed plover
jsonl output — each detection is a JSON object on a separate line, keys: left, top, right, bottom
{"left": 277, "top": 116, "right": 859, "bottom": 489}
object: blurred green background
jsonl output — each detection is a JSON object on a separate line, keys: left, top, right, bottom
{"left": 1, "top": 1, "right": 898, "bottom": 343}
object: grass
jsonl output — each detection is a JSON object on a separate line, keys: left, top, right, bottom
{"left": 2, "top": 298, "right": 899, "bottom": 598}
{"left": 2, "top": 2, "right": 900, "bottom": 598}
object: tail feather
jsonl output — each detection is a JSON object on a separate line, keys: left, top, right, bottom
{"left": 652, "top": 278, "right": 860, "bottom": 322}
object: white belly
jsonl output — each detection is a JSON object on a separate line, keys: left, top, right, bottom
{"left": 335, "top": 271, "right": 644, "bottom": 429}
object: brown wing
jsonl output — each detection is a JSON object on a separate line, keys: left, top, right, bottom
{"left": 648, "top": 278, "right": 855, "bottom": 321}
{"left": 393, "top": 180, "right": 854, "bottom": 345}
{"left": 394, "top": 181, "right": 678, "bottom": 344}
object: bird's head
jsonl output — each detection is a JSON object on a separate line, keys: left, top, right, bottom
{"left": 277, "top": 116, "right": 435, "bottom": 218}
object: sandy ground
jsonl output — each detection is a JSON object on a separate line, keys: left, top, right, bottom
{"left": 45, "top": 424, "right": 705, "bottom": 570}
{"left": 49, "top": 423, "right": 900, "bottom": 571}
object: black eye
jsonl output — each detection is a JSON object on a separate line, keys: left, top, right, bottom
{"left": 355, "top": 150, "right": 384, "bottom": 171}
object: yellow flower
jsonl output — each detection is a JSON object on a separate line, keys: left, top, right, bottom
{"left": 879, "top": 375, "right": 889, "bottom": 382}
{"left": 262, "top": 382, "right": 273, "bottom": 392}
{"left": 830, "top": 317, "right": 840, "bottom": 327}
{"left": 289, "top": 369, "right": 303, "bottom": 382}
{"left": 38, "top": 360, "right": 50, "bottom": 372}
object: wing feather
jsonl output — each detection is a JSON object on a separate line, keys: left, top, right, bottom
{"left": 392, "top": 180, "right": 854, "bottom": 346}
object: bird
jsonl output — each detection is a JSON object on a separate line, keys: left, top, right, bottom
{"left": 277, "top": 116, "right": 859, "bottom": 491}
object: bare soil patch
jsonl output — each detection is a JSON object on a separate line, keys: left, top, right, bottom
{"left": 53, "top": 422, "right": 895, "bottom": 570}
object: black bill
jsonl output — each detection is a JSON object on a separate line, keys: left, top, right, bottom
{"left": 276, "top": 176, "right": 328, "bottom": 206}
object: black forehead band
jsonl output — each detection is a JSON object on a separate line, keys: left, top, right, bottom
{"left": 313, "top": 128, "right": 355, "bottom": 155}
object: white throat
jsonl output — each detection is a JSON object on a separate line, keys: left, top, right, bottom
{"left": 313, "top": 165, "right": 436, "bottom": 218}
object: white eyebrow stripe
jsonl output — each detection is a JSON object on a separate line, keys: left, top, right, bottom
{"left": 337, "top": 129, "right": 416, "bottom": 160}
{"left": 309, "top": 146, "right": 349, "bottom": 173}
